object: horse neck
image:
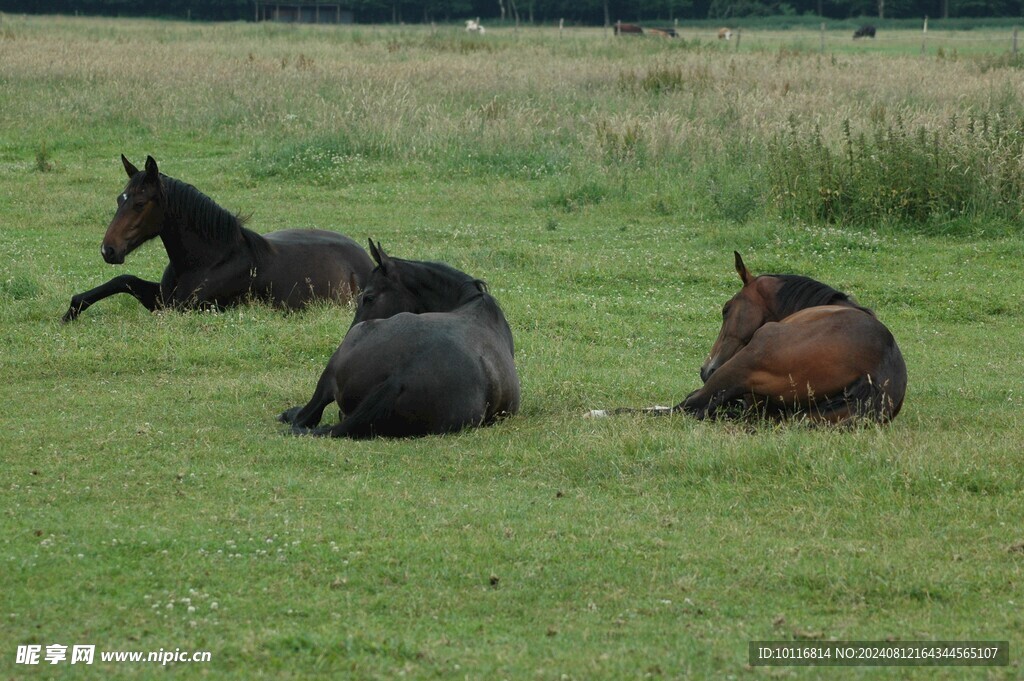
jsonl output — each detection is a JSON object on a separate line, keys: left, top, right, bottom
{"left": 159, "top": 178, "right": 264, "bottom": 270}
{"left": 765, "top": 275, "right": 868, "bottom": 320}
{"left": 397, "top": 263, "right": 480, "bottom": 312}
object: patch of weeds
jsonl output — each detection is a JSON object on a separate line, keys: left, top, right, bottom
{"left": 542, "top": 179, "right": 611, "bottom": 213}
{"left": 976, "top": 52, "right": 1024, "bottom": 73}
{"left": 764, "top": 113, "right": 1024, "bottom": 232}
{"left": 470, "top": 247, "right": 537, "bottom": 271}
{"left": 422, "top": 33, "right": 494, "bottom": 55}
{"left": 706, "top": 170, "right": 760, "bottom": 223}
{"left": 594, "top": 118, "right": 647, "bottom": 168}
{"left": 650, "top": 195, "right": 676, "bottom": 216}
{"left": 35, "top": 143, "right": 54, "bottom": 173}
{"left": 618, "top": 62, "right": 709, "bottom": 95}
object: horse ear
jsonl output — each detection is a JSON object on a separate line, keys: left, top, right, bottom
{"left": 734, "top": 251, "right": 753, "bottom": 285}
{"left": 368, "top": 239, "right": 391, "bottom": 273}
{"left": 144, "top": 155, "right": 159, "bottom": 182}
{"left": 122, "top": 154, "right": 140, "bottom": 177}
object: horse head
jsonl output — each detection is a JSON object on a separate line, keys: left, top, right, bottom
{"left": 700, "top": 252, "right": 778, "bottom": 383}
{"left": 352, "top": 240, "right": 415, "bottom": 323}
{"left": 101, "top": 154, "right": 165, "bottom": 264}
{"left": 353, "top": 240, "right": 484, "bottom": 326}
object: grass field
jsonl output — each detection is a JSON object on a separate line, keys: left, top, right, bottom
{"left": 2, "top": 15, "right": 1023, "bottom": 679}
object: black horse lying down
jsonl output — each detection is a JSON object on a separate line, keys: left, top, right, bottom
{"left": 63, "top": 155, "right": 372, "bottom": 321}
{"left": 280, "top": 241, "right": 520, "bottom": 438}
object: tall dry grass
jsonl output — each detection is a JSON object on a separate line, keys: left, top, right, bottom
{"left": 2, "top": 16, "right": 1022, "bottom": 226}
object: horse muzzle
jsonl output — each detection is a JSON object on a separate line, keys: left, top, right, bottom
{"left": 101, "top": 244, "right": 125, "bottom": 264}
{"left": 700, "top": 362, "right": 717, "bottom": 384}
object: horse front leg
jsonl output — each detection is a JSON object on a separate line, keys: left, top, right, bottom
{"left": 677, "top": 358, "right": 757, "bottom": 420}
{"left": 62, "top": 275, "right": 162, "bottom": 322}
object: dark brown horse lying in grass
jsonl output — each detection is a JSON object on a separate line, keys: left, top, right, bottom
{"left": 280, "top": 241, "right": 520, "bottom": 438}
{"left": 590, "top": 252, "right": 906, "bottom": 424}
{"left": 63, "top": 155, "right": 372, "bottom": 321}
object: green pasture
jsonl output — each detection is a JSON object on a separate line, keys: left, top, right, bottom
{"left": 1, "top": 16, "right": 1022, "bottom": 679}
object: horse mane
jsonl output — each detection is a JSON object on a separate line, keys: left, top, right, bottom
{"left": 770, "top": 274, "right": 875, "bottom": 318}
{"left": 160, "top": 176, "right": 269, "bottom": 256}
{"left": 392, "top": 258, "right": 488, "bottom": 306}
{"left": 387, "top": 257, "right": 512, "bottom": 353}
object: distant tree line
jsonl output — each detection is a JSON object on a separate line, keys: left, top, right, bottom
{"left": 1, "top": 0, "right": 1022, "bottom": 23}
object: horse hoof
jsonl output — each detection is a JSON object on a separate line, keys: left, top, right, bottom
{"left": 279, "top": 407, "right": 301, "bottom": 424}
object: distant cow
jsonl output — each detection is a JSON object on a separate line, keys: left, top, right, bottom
{"left": 718, "top": 27, "right": 733, "bottom": 40}
{"left": 853, "top": 25, "right": 876, "bottom": 39}
{"left": 614, "top": 22, "right": 644, "bottom": 36}
{"left": 647, "top": 27, "right": 678, "bottom": 38}
{"left": 465, "top": 18, "right": 485, "bottom": 34}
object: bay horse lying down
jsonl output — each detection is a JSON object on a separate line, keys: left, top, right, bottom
{"left": 280, "top": 241, "right": 521, "bottom": 438}
{"left": 62, "top": 155, "right": 373, "bottom": 321}
{"left": 590, "top": 252, "right": 906, "bottom": 424}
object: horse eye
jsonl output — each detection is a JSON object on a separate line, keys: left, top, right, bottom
{"left": 133, "top": 201, "right": 147, "bottom": 211}
{"left": 361, "top": 294, "right": 374, "bottom": 305}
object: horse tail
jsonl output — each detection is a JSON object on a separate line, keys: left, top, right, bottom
{"left": 585, "top": 405, "right": 675, "bottom": 418}
{"left": 327, "top": 376, "right": 403, "bottom": 439}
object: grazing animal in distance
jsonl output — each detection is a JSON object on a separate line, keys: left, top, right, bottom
{"left": 465, "top": 18, "right": 485, "bottom": 34}
{"left": 718, "top": 27, "right": 733, "bottom": 40}
{"left": 588, "top": 252, "right": 906, "bottom": 424}
{"left": 853, "top": 25, "right": 876, "bottom": 39}
{"left": 280, "top": 241, "right": 520, "bottom": 439}
{"left": 614, "top": 22, "right": 644, "bottom": 36}
{"left": 63, "top": 155, "right": 372, "bottom": 322}
{"left": 646, "top": 27, "right": 678, "bottom": 38}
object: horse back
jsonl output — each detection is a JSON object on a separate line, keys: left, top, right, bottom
{"left": 257, "top": 229, "right": 373, "bottom": 307}
{"left": 780, "top": 304, "right": 871, "bottom": 325}
{"left": 762, "top": 306, "right": 895, "bottom": 371}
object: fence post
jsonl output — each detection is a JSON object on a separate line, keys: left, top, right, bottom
{"left": 1014, "top": 26, "right": 1019, "bottom": 57}
{"left": 559, "top": 18, "right": 563, "bottom": 38}
{"left": 921, "top": 15, "right": 928, "bottom": 55}
{"left": 735, "top": 27, "right": 741, "bottom": 51}
{"left": 820, "top": 22, "right": 825, "bottom": 53}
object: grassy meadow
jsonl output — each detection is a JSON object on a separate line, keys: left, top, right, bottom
{"left": 2, "top": 15, "right": 1023, "bottom": 679}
